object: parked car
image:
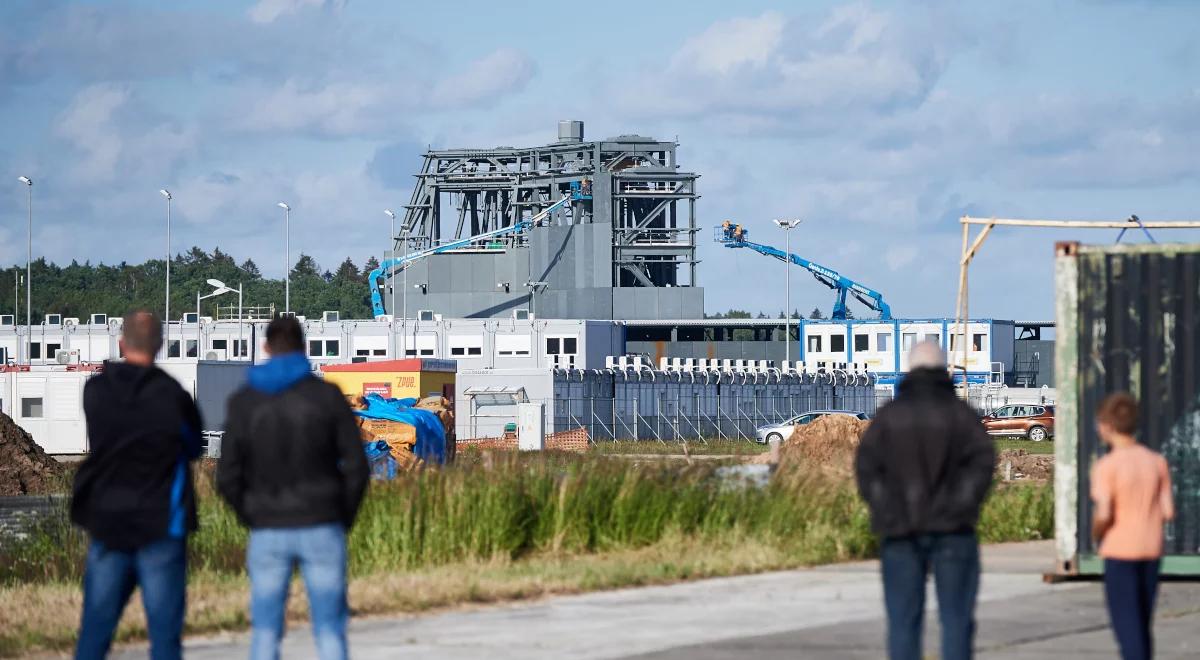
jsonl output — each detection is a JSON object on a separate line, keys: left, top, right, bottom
{"left": 981, "top": 404, "right": 1055, "bottom": 441}
{"left": 755, "top": 410, "right": 870, "bottom": 444}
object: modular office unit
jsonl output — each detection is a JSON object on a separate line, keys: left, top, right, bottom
{"left": 1055, "top": 242, "right": 1200, "bottom": 575}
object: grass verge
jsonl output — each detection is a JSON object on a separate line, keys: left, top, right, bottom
{"left": 0, "top": 453, "right": 1051, "bottom": 656}
{"left": 995, "top": 439, "right": 1055, "bottom": 455}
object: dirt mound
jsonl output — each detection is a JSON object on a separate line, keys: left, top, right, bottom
{"left": 0, "top": 411, "right": 64, "bottom": 495}
{"left": 778, "top": 415, "right": 871, "bottom": 476}
{"left": 996, "top": 449, "right": 1054, "bottom": 481}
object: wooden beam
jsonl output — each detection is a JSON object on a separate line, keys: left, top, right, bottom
{"left": 961, "top": 217, "right": 1200, "bottom": 229}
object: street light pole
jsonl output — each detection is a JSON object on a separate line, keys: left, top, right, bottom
{"left": 277, "top": 202, "right": 291, "bottom": 314}
{"left": 384, "top": 209, "right": 397, "bottom": 357}
{"left": 773, "top": 219, "right": 802, "bottom": 365}
{"left": 160, "top": 189, "right": 172, "bottom": 350}
{"left": 18, "top": 177, "right": 32, "bottom": 363}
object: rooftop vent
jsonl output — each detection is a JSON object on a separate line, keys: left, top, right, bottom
{"left": 558, "top": 120, "right": 584, "bottom": 143}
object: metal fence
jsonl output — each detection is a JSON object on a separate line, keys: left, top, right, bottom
{"left": 545, "top": 389, "right": 889, "bottom": 443}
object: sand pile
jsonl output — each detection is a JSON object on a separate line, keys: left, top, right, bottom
{"left": 0, "top": 412, "right": 64, "bottom": 495}
{"left": 777, "top": 415, "right": 871, "bottom": 476}
{"left": 996, "top": 449, "right": 1054, "bottom": 481}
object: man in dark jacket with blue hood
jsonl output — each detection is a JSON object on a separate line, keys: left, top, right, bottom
{"left": 217, "top": 316, "right": 368, "bottom": 660}
{"left": 855, "top": 341, "right": 995, "bottom": 660}
{"left": 72, "top": 310, "right": 203, "bottom": 660}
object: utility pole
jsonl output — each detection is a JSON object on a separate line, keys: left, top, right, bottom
{"left": 773, "top": 219, "right": 802, "bottom": 364}
{"left": 18, "top": 176, "right": 32, "bottom": 363}
{"left": 160, "top": 189, "right": 172, "bottom": 349}
{"left": 278, "top": 202, "right": 291, "bottom": 314}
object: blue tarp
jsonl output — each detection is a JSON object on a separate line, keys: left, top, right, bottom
{"left": 364, "top": 440, "right": 397, "bottom": 481}
{"left": 355, "top": 393, "right": 447, "bottom": 465}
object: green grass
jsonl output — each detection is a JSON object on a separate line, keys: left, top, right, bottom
{"left": 995, "top": 439, "right": 1055, "bottom": 455}
{"left": 0, "top": 454, "right": 1052, "bottom": 656}
{"left": 591, "top": 439, "right": 769, "bottom": 456}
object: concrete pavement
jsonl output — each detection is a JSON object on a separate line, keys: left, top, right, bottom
{"left": 118, "top": 541, "right": 1200, "bottom": 659}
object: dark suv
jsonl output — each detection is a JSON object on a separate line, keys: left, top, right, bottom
{"left": 981, "top": 404, "right": 1054, "bottom": 442}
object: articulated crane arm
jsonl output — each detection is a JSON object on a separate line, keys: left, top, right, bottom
{"left": 716, "top": 221, "right": 893, "bottom": 320}
{"left": 369, "top": 195, "right": 574, "bottom": 318}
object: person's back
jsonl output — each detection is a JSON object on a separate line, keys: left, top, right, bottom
{"left": 1092, "top": 444, "right": 1172, "bottom": 561}
{"left": 217, "top": 317, "right": 368, "bottom": 660}
{"left": 71, "top": 311, "right": 202, "bottom": 660}
{"left": 855, "top": 341, "right": 994, "bottom": 660}
{"left": 1090, "top": 393, "right": 1174, "bottom": 660}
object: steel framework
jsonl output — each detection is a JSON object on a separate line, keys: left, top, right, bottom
{"left": 397, "top": 121, "right": 700, "bottom": 291}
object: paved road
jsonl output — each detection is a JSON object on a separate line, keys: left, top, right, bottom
{"left": 121, "top": 541, "right": 1200, "bottom": 659}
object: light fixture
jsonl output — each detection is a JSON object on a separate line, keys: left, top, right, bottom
{"left": 159, "top": 189, "right": 171, "bottom": 200}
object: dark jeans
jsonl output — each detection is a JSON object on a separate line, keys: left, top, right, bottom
{"left": 881, "top": 532, "right": 980, "bottom": 660}
{"left": 1104, "top": 558, "right": 1161, "bottom": 660}
{"left": 248, "top": 524, "right": 349, "bottom": 660}
{"left": 76, "top": 536, "right": 187, "bottom": 660}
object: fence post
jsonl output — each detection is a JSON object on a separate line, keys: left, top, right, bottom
{"left": 633, "top": 397, "right": 639, "bottom": 441}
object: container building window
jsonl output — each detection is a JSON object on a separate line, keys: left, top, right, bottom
{"left": 973, "top": 333, "right": 987, "bottom": 351}
{"left": 830, "top": 334, "right": 846, "bottom": 353}
{"left": 21, "top": 397, "right": 43, "bottom": 418}
{"left": 308, "top": 339, "right": 340, "bottom": 358}
{"left": 877, "top": 333, "right": 890, "bottom": 352}
{"left": 902, "top": 333, "right": 916, "bottom": 350}
{"left": 854, "top": 334, "right": 869, "bottom": 352}
{"left": 807, "top": 336, "right": 822, "bottom": 353}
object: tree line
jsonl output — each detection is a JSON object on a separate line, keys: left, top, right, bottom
{"left": 3, "top": 248, "right": 382, "bottom": 322}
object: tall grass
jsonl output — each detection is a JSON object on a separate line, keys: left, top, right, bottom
{"left": 0, "top": 453, "right": 1051, "bottom": 587}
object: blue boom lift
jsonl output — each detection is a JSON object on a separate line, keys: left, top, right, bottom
{"left": 716, "top": 221, "right": 892, "bottom": 320}
{"left": 368, "top": 195, "right": 575, "bottom": 318}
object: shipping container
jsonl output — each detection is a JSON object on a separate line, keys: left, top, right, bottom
{"left": 1055, "top": 242, "right": 1200, "bottom": 575}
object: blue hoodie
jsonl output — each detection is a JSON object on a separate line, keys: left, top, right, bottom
{"left": 248, "top": 352, "right": 312, "bottom": 394}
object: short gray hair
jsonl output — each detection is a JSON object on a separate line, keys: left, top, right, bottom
{"left": 122, "top": 310, "right": 163, "bottom": 355}
{"left": 908, "top": 340, "right": 946, "bottom": 371}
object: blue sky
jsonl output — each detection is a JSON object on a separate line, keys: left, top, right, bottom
{"left": 1, "top": 0, "right": 1198, "bottom": 320}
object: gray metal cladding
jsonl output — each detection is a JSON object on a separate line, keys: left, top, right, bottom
{"left": 1074, "top": 245, "right": 1200, "bottom": 558}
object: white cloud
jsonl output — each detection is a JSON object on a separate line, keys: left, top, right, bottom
{"left": 670, "top": 13, "right": 785, "bottom": 76}
{"left": 884, "top": 244, "right": 918, "bottom": 271}
{"left": 237, "top": 79, "right": 393, "bottom": 136}
{"left": 615, "top": 5, "right": 954, "bottom": 122}
{"left": 248, "top": 0, "right": 345, "bottom": 24}
{"left": 430, "top": 48, "right": 536, "bottom": 107}
{"left": 54, "top": 84, "right": 129, "bottom": 183}
{"left": 53, "top": 83, "right": 197, "bottom": 186}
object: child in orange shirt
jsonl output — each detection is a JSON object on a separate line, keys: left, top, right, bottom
{"left": 1090, "top": 393, "right": 1175, "bottom": 660}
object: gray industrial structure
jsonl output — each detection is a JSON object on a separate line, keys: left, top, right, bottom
{"left": 385, "top": 121, "right": 702, "bottom": 320}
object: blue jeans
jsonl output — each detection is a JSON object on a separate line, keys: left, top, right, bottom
{"left": 1104, "top": 558, "right": 1161, "bottom": 660}
{"left": 880, "top": 532, "right": 980, "bottom": 660}
{"left": 248, "top": 524, "right": 349, "bottom": 660}
{"left": 76, "top": 536, "right": 188, "bottom": 660}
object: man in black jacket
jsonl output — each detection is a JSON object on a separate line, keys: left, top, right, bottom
{"left": 71, "top": 311, "right": 203, "bottom": 660}
{"left": 855, "top": 341, "right": 995, "bottom": 660}
{"left": 217, "top": 316, "right": 368, "bottom": 660}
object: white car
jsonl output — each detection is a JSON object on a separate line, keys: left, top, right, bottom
{"left": 754, "top": 410, "right": 870, "bottom": 444}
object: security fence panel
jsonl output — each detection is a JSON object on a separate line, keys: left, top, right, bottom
{"left": 475, "top": 368, "right": 880, "bottom": 444}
